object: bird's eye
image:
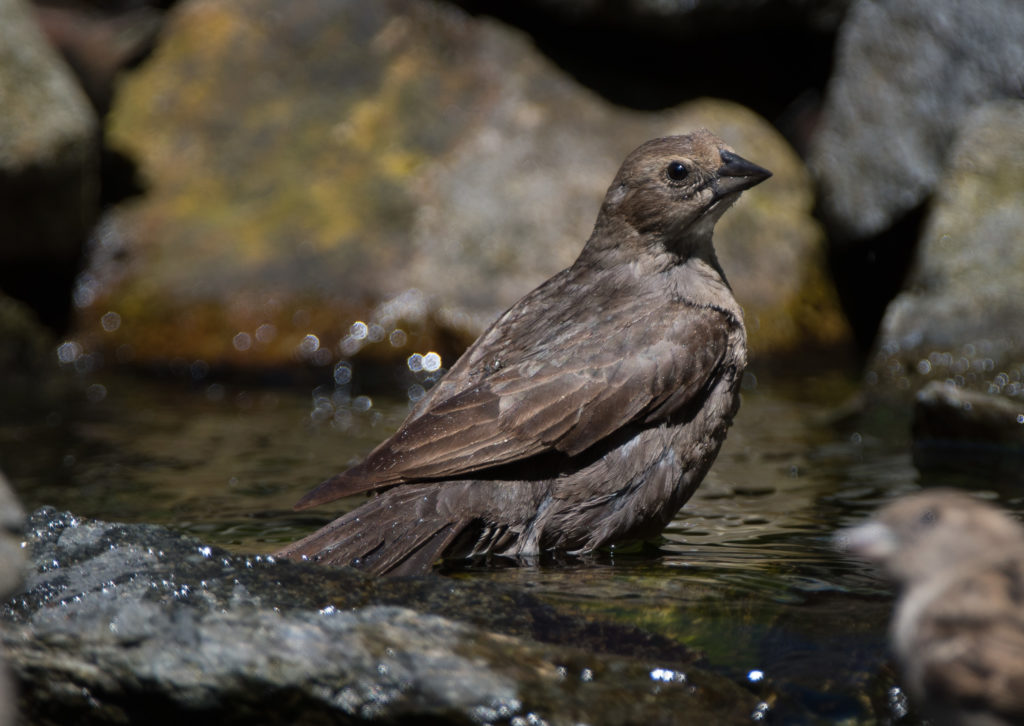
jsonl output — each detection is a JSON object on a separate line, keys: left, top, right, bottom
{"left": 666, "top": 161, "right": 689, "bottom": 182}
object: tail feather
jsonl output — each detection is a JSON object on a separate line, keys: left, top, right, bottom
{"left": 275, "top": 489, "right": 473, "bottom": 576}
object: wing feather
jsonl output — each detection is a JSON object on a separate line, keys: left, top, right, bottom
{"left": 294, "top": 299, "right": 732, "bottom": 510}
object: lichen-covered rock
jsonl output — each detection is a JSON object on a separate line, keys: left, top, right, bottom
{"left": 75, "top": 0, "right": 846, "bottom": 374}
{"left": 0, "top": 508, "right": 760, "bottom": 725}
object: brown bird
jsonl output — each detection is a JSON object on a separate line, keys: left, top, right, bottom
{"left": 837, "top": 489, "right": 1024, "bottom": 726}
{"left": 276, "top": 130, "right": 770, "bottom": 576}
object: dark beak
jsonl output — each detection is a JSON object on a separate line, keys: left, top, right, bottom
{"left": 715, "top": 149, "right": 772, "bottom": 196}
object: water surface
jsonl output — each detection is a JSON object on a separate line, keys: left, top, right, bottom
{"left": 0, "top": 363, "right": 1006, "bottom": 723}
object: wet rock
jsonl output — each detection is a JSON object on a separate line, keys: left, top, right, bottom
{"left": 912, "top": 381, "right": 1024, "bottom": 482}
{"left": 809, "top": 0, "right": 1024, "bottom": 345}
{"left": 913, "top": 382, "right": 1024, "bottom": 449}
{"left": 869, "top": 100, "right": 1024, "bottom": 398}
{"left": 0, "top": 0, "right": 100, "bottom": 331}
{"left": 74, "top": 0, "right": 846, "bottom": 374}
{"left": 1, "top": 508, "right": 760, "bottom": 725}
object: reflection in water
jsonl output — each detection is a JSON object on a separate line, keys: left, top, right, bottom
{"left": 0, "top": 365, "right": 1015, "bottom": 723}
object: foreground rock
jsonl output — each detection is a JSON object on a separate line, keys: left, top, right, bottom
{"left": 1, "top": 508, "right": 760, "bottom": 725}
{"left": 869, "top": 100, "right": 1024, "bottom": 399}
{"left": 73, "top": 0, "right": 846, "bottom": 374}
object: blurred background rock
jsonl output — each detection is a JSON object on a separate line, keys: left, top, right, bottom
{"left": 2, "top": 0, "right": 1022, "bottom": 451}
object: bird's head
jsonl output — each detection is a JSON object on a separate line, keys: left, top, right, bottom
{"left": 589, "top": 130, "right": 771, "bottom": 263}
{"left": 836, "top": 489, "right": 1024, "bottom": 585}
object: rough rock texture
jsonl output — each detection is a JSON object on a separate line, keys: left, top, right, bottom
{"left": 869, "top": 100, "right": 1024, "bottom": 398}
{"left": 811, "top": 0, "right": 1024, "bottom": 244}
{"left": 0, "top": 0, "right": 99, "bottom": 330}
{"left": 809, "top": 0, "right": 1024, "bottom": 346}
{"left": 73, "top": 0, "right": 847, "bottom": 373}
{"left": 0, "top": 508, "right": 761, "bottom": 725}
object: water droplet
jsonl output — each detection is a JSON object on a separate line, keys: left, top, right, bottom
{"left": 367, "top": 324, "right": 385, "bottom": 343}
{"left": 56, "top": 341, "right": 83, "bottom": 364}
{"left": 255, "top": 323, "right": 277, "bottom": 343}
{"left": 190, "top": 360, "right": 210, "bottom": 380}
{"left": 299, "top": 334, "right": 320, "bottom": 354}
{"left": 232, "top": 332, "right": 252, "bottom": 352}
{"left": 333, "top": 361, "right": 352, "bottom": 386}
{"left": 353, "top": 395, "right": 372, "bottom": 411}
{"left": 422, "top": 352, "right": 442, "bottom": 372}
{"left": 751, "top": 702, "right": 770, "bottom": 721}
{"left": 100, "top": 311, "right": 121, "bottom": 332}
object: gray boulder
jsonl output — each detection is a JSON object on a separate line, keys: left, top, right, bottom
{"left": 1, "top": 508, "right": 760, "bottom": 725}
{"left": 870, "top": 100, "right": 1024, "bottom": 398}
{"left": 811, "top": 0, "right": 1024, "bottom": 244}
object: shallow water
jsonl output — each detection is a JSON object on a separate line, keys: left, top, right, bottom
{"left": 0, "top": 363, "right": 1013, "bottom": 723}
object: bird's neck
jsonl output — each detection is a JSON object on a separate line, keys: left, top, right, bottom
{"left": 578, "top": 219, "right": 727, "bottom": 283}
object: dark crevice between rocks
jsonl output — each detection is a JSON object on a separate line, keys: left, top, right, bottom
{"left": 446, "top": 0, "right": 840, "bottom": 148}
{"left": 826, "top": 202, "right": 927, "bottom": 354}
{"left": 0, "top": 259, "right": 81, "bottom": 335}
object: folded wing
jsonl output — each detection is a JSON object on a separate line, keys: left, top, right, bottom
{"left": 295, "top": 303, "right": 731, "bottom": 510}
